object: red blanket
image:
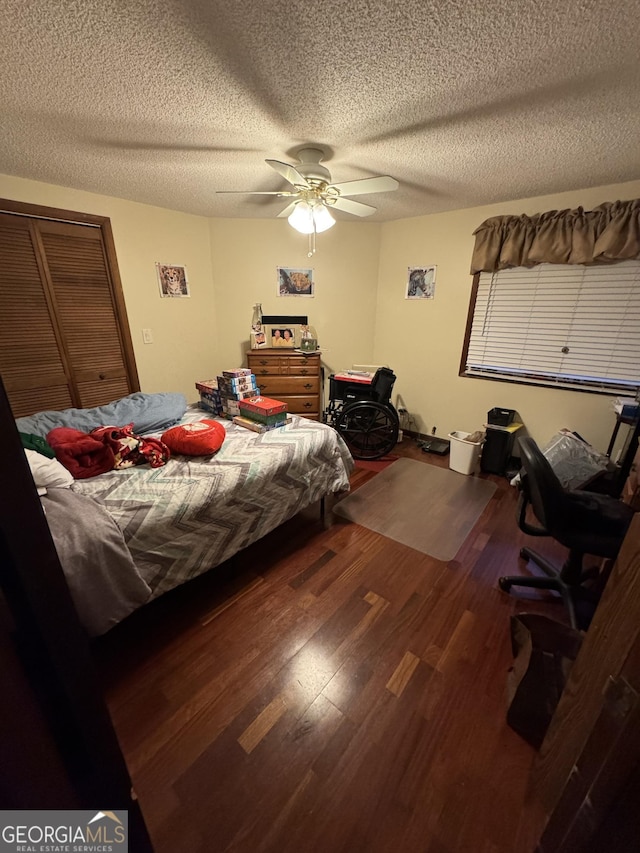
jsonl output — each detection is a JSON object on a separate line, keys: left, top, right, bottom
{"left": 47, "top": 427, "right": 115, "bottom": 479}
{"left": 47, "top": 423, "right": 170, "bottom": 479}
{"left": 90, "top": 424, "right": 170, "bottom": 469}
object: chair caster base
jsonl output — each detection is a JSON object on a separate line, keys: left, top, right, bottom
{"left": 498, "top": 577, "right": 513, "bottom": 592}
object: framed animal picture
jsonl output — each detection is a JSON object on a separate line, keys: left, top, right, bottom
{"left": 156, "top": 263, "right": 190, "bottom": 298}
{"left": 406, "top": 266, "right": 436, "bottom": 300}
{"left": 277, "top": 267, "right": 314, "bottom": 297}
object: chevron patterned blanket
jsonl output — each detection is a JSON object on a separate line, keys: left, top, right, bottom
{"left": 72, "top": 410, "right": 354, "bottom": 602}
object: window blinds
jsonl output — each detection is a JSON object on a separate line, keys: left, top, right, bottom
{"left": 463, "top": 260, "right": 640, "bottom": 394}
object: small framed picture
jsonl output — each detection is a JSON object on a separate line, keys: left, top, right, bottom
{"left": 251, "top": 330, "right": 267, "bottom": 349}
{"left": 406, "top": 266, "right": 436, "bottom": 299}
{"left": 156, "top": 263, "right": 190, "bottom": 298}
{"left": 278, "top": 267, "right": 314, "bottom": 297}
{"left": 270, "top": 327, "right": 296, "bottom": 347}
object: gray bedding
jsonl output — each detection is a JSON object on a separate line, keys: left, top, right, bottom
{"left": 41, "top": 488, "right": 152, "bottom": 636}
{"left": 47, "top": 410, "right": 353, "bottom": 633}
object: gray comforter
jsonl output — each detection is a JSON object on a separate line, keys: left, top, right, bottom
{"left": 41, "top": 488, "right": 152, "bottom": 636}
{"left": 49, "top": 412, "right": 353, "bottom": 633}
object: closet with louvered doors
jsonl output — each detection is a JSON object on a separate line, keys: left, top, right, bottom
{"left": 0, "top": 201, "right": 139, "bottom": 418}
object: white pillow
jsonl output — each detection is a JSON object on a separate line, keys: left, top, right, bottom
{"left": 25, "top": 449, "right": 74, "bottom": 491}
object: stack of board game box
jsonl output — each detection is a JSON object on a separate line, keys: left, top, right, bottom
{"left": 195, "top": 379, "right": 223, "bottom": 415}
{"left": 233, "top": 395, "right": 291, "bottom": 433}
{"left": 216, "top": 369, "right": 259, "bottom": 419}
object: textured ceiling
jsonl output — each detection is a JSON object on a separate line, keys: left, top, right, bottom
{"left": 1, "top": 0, "right": 640, "bottom": 222}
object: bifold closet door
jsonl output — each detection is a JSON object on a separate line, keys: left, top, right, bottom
{"left": 0, "top": 211, "right": 138, "bottom": 417}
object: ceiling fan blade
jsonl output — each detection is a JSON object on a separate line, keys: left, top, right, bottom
{"left": 216, "top": 190, "right": 296, "bottom": 196}
{"left": 330, "top": 197, "right": 377, "bottom": 217}
{"left": 330, "top": 176, "right": 399, "bottom": 196}
{"left": 266, "top": 159, "right": 310, "bottom": 188}
{"left": 277, "top": 201, "right": 298, "bottom": 219}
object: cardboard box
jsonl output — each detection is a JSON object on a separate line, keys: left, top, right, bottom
{"left": 199, "top": 390, "right": 223, "bottom": 415}
{"left": 222, "top": 368, "right": 253, "bottom": 378}
{"left": 233, "top": 415, "right": 292, "bottom": 433}
{"left": 217, "top": 374, "right": 257, "bottom": 393}
{"left": 239, "top": 396, "right": 288, "bottom": 418}
{"left": 219, "top": 387, "right": 258, "bottom": 401}
{"left": 195, "top": 379, "right": 218, "bottom": 393}
{"left": 235, "top": 408, "right": 288, "bottom": 426}
{"left": 221, "top": 399, "right": 242, "bottom": 417}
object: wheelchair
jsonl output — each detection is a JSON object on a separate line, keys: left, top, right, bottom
{"left": 324, "top": 367, "right": 400, "bottom": 460}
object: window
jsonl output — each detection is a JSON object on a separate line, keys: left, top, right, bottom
{"left": 460, "top": 260, "right": 640, "bottom": 395}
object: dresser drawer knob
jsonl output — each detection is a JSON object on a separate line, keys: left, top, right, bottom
{"left": 304, "top": 383, "right": 312, "bottom": 390}
{"left": 303, "top": 402, "right": 312, "bottom": 408}
{"left": 300, "top": 369, "right": 309, "bottom": 375}
{"left": 259, "top": 360, "right": 268, "bottom": 366}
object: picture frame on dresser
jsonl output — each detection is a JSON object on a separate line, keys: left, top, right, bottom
{"left": 269, "top": 326, "right": 297, "bottom": 347}
{"left": 262, "top": 314, "right": 309, "bottom": 348}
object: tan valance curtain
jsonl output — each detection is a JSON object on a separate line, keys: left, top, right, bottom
{"left": 470, "top": 198, "right": 640, "bottom": 274}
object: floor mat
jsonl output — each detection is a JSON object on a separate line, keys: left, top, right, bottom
{"left": 334, "top": 457, "right": 497, "bottom": 560}
{"left": 353, "top": 454, "right": 399, "bottom": 473}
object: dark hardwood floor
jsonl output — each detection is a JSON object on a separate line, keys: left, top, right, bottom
{"left": 94, "top": 438, "right": 568, "bottom": 852}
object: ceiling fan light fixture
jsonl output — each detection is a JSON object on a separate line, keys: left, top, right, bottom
{"left": 287, "top": 200, "right": 335, "bottom": 234}
{"left": 288, "top": 201, "right": 315, "bottom": 234}
{"left": 312, "top": 203, "right": 335, "bottom": 233}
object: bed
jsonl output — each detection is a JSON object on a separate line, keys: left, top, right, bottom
{"left": 18, "top": 396, "right": 354, "bottom": 636}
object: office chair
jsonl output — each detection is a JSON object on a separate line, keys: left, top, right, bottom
{"left": 498, "top": 436, "right": 635, "bottom": 629}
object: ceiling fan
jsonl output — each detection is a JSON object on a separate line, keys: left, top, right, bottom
{"left": 218, "top": 146, "right": 399, "bottom": 252}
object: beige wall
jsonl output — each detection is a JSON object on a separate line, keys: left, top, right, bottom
{"left": 208, "top": 217, "right": 381, "bottom": 386}
{"left": 0, "top": 173, "right": 381, "bottom": 406}
{"left": 376, "top": 178, "right": 640, "bottom": 452}
{"left": 0, "top": 174, "right": 218, "bottom": 404}
{"left": 2, "top": 171, "right": 639, "bottom": 453}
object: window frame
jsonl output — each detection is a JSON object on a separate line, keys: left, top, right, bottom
{"left": 459, "top": 262, "right": 640, "bottom": 396}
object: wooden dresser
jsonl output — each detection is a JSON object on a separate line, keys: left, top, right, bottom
{"left": 246, "top": 350, "right": 322, "bottom": 420}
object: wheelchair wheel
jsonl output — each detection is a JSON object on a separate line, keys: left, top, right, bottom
{"left": 335, "top": 400, "right": 399, "bottom": 460}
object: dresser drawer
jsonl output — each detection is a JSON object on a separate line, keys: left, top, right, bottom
{"left": 284, "top": 396, "right": 319, "bottom": 415}
{"left": 250, "top": 362, "right": 284, "bottom": 376}
{"left": 283, "top": 355, "right": 321, "bottom": 371}
{"left": 247, "top": 352, "right": 320, "bottom": 376}
{"left": 246, "top": 350, "right": 321, "bottom": 422}
{"left": 254, "top": 375, "right": 319, "bottom": 395}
